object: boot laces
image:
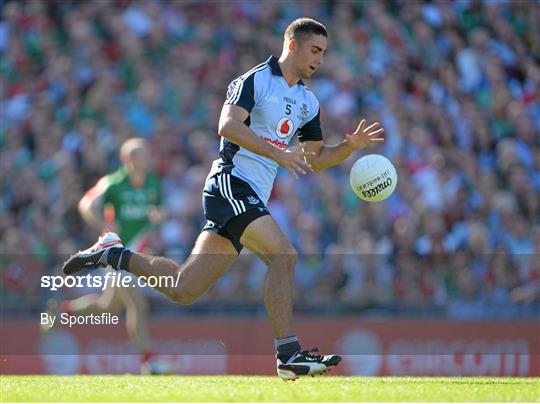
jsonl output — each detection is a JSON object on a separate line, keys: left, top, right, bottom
{"left": 300, "top": 347, "right": 322, "bottom": 361}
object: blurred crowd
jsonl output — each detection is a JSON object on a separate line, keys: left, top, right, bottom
{"left": 1, "top": 0, "right": 539, "bottom": 317}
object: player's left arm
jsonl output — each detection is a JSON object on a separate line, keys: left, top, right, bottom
{"left": 302, "top": 119, "right": 384, "bottom": 171}
{"left": 148, "top": 175, "right": 166, "bottom": 225}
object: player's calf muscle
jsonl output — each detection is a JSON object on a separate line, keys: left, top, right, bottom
{"left": 129, "top": 254, "right": 179, "bottom": 278}
{"left": 128, "top": 254, "right": 180, "bottom": 300}
{"left": 127, "top": 254, "right": 209, "bottom": 305}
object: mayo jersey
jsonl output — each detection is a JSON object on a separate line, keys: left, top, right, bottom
{"left": 89, "top": 168, "right": 161, "bottom": 245}
{"left": 208, "top": 55, "right": 323, "bottom": 204}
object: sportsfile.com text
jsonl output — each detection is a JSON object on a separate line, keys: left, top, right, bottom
{"left": 41, "top": 273, "right": 181, "bottom": 292}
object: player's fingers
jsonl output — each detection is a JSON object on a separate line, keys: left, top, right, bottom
{"left": 287, "top": 167, "right": 299, "bottom": 180}
{"left": 355, "top": 119, "right": 366, "bottom": 133}
{"left": 291, "top": 163, "right": 307, "bottom": 176}
{"left": 291, "top": 155, "right": 310, "bottom": 168}
{"left": 296, "top": 157, "right": 314, "bottom": 171}
{"left": 365, "top": 122, "right": 380, "bottom": 132}
{"left": 368, "top": 128, "right": 384, "bottom": 137}
{"left": 370, "top": 138, "right": 385, "bottom": 143}
{"left": 295, "top": 153, "right": 313, "bottom": 164}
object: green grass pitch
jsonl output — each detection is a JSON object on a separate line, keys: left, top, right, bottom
{"left": 1, "top": 376, "right": 538, "bottom": 402}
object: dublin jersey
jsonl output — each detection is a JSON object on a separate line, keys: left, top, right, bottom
{"left": 208, "top": 55, "right": 323, "bottom": 204}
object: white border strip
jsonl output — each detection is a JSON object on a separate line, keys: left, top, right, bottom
{"left": 229, "top": 64, "right": 267, "bottom": 105}
{"left": 218, "top": 174, "right": 245, "bottom": 216}
{"left": 225, "top": 174, "right": 245, "bottom": 214}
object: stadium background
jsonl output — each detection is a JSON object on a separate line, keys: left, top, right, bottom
{"left": 1, "top": 0, "right": 538, "bottom": 376}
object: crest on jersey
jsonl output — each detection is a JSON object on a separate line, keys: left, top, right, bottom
{"left": 275, "top": 117, "right": 295, "bottom": 139}
{"left": 246, "top": 195, "right": 259, "bottom": 205}
{"left": 298, "top": 103, "right": 309, "bottom": 120}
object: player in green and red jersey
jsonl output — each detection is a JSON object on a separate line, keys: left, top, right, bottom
{"left": 49, "top": 138, "right": 167, "bottom": 374}
{"left": 80, "top": 140, "right": 162, "bottom": 252}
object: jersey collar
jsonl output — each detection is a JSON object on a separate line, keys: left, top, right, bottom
{"left": 267, "top": 56, "right": 305, "bottom": 86}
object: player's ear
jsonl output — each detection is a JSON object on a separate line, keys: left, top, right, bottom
{"left": 288, "top": 38, "right": 296, "bottom": 53}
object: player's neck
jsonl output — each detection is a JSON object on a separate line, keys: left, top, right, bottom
{"left": 129, "top": 172, "right": 146, "bottom": 187}
{"left": 277, "top": 57, "right": 300, "bottom": 87}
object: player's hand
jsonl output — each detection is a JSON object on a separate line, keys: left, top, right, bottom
{"left": 148, "top": 206, "right": 166, "bottom": 224}
{"left": 345, "top": 119, "right": 385, "bottom": 150}
{"left": 271, "top": 146, "right": 315, "bottom": 180}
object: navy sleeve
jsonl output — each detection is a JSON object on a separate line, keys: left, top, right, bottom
{"left": 224, "top": 73, "right": 255, "bottom": 113}
{"left": 298, "top": 108, "right": 323, "bottom": 142}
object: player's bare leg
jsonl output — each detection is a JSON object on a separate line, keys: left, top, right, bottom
{"left": 60, "top": 285, "right": 123, "bottom": 316}
{"left": 61, "top": 226, "right": 339, "bottom": 379}
{"left": 239, "top": 215, "right": 296, "bottom": 339}
{"left": 239, "top": 215, "right": 341, "bottom": 380}
{"left": 115, "top": 286, "right": 150, "bottom": 352}
{"left": 59, "top": 275, "right": 150, "bottom": 350}
{"left": 67, "top": 285, "right": 154, "bottom": 371}
{"left": 47, "top": 281, "right": 156, "bottom": 372}
{"left": 125, "top": 230, "right": 238, "bottom": 304}
{"left": 62, "top": 231, "right": 238, "bottom": 304}
{"left": 61, "top": 230, "right": 239, "bottom": 374}
{"left": 115, "top": 285, "right": 168, "bottom": 374}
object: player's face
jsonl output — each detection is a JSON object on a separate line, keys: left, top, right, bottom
{"left": 129, "top": 147, "right": 150, "bottom": 173}
{"left": 294, "top": 34, "right": 327, "bottom": 78}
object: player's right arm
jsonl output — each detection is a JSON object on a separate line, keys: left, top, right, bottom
{"left": 218, "top": 104, "right": 313, "bottom": 179}
{"left": 78, "top": 177, "right": 116, "bottom": 232}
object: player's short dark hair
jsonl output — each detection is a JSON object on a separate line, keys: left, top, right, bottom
{"left": 284, "top": 18, "right": 327, "bottom": 42}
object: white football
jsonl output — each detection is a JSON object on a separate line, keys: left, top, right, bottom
{"left": 349, "top": 154, "right": 397, "bottom": 202}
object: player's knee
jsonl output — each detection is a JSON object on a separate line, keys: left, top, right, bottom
{"left": 109, "top": 302, "right": 124, "bottom": 315}
{"left": 270, "top": 244, "right": 297, "bottom": 268}
{"left": 128, "top": 295, "right": 149, "bottom": 314}
{"left": 285, "top": 246, "right": 298, "bottom": 267}
{"left": 100, "top": 296, "right": 123, "bottom": 315}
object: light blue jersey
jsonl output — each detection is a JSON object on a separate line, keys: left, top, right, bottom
{"left": 208, "top": 56, "right": 323, "bottom": 204}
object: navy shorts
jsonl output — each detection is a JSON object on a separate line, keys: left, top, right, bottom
{"left": 202, "top": 171, "right": 270, "bottom": 253}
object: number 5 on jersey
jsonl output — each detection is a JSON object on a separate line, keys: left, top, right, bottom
{"left": 285, "top": 104, "right": 291, "bottom": 115}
